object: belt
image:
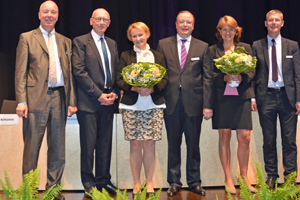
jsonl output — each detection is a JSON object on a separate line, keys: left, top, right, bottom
{"left": 267, "top": 87, "right": 285, "bottom": 92}
{"left": 103, "top": 88, "right": 111, "bottom": 93}
{"left": 48, "top": 86, "right": 64, "bottom": 91}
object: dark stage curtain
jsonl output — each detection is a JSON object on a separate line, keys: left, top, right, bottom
{"left": 1, "top": 0, "right": 300, "bottom": 109}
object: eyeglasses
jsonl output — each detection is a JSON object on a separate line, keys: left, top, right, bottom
{"left": 92, "top": 17, "right": 110, "bottom": 23}
{"left": 177, "top": 20, "right": 193, "bottom": 25}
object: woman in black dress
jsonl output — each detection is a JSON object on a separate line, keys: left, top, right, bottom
{"left": 209, "top": 16, "right": 255, "bottom": 194}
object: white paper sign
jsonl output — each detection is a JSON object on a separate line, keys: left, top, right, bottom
{"left": 0, "top": 114, "right": 19, "bottom": 125}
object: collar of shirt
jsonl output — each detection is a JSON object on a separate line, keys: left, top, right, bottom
{"left": 176, "top": 34, "right": 191, "bottom": 43}
{"left": 39, "top": 25, "right": 55, "bottom": 36}
{"left": 91, "top": 29, "right": 105, "bottom": 41}
{"left": 267, "top": 34, "right": 281, "bottom": 46}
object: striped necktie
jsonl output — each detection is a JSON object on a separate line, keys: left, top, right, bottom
{"left": 181, "top": 39, "right": 187, "bottom": 70}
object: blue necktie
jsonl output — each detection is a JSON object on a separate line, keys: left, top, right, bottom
{"left": 100, "top": 37, "right": 112, "bottom": 88}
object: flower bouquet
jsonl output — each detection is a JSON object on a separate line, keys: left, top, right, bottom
{"left": 121, "top": 62, "right": 167, "bottom": 89}
{"left": 213, "top": 46, "right": 257, "bottom": 95}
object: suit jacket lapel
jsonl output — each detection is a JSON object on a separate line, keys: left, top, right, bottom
{"left": 169, "top": 36, "right": 181, "bottom": 71}
{"left": 33, "top": 28, "right": 48, "bottom": 54}
{"left": 216, "top": 42, "right": 225, "bottom": 57}
{"left": 281, "top": 37, "right": 287, "bottom": 76}
{"left": 129, "top": 50, "right": 137, "bottom": 63}
{"left": 262, "top": 38, "right": 270, "bottom": 69}
{"left": 88, "top": 33, "right": 105, "bottom": 77}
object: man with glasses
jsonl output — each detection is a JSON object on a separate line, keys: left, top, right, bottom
{"left": 157, "top": 10, "right": 214, "bottom": 197}
{"left": 72, "top": 8, "right": 119, "bottom": 198}
{"left": 15, "top": 1, "right": 77, "bottom": 199}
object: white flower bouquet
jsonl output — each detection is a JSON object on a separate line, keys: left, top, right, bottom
{"left": 121, "top": 62, "right": 166, "bottom": 89}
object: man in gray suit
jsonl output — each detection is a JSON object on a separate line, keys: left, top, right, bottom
{"left": 15, "top": 1, "right": 77, "bottom": 199}
{"left": 252, "top": 9, "right": 300, "bottom": 189}
{"left": 157, "top": 10, "right": 214, "bottom": 197}
{"left": 72, "top": 8, "right": 119, "bottom": 198}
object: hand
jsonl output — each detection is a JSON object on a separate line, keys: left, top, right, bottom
{"left": 67, "top": 106, "right": 78, "bottom": 117}
{"left": 203, "top": 108, "right": 213, "bottom": 120}
{"left": 140, "top": 87, "right": 153, "bottom": 97}
{"left": 224, "top": 74, "right": 242, "bottom": 83}
{"left": 295, "top": 103, "right": 300, "bottom": 115}
{"left": 16, "top": 104, "right": 28, "bottom": 118}
{"left": 98, "top": 92, "right": 116, "bottom": 106}
{"left": 251, "top": 101, "right": 258, "bottom": 111}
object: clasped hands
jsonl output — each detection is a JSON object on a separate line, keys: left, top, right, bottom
{"left": 98, "top": 92, "right": 116, "bottom": 106}
{"left": 131, "top": 87, "right": 154, "bottom": 96}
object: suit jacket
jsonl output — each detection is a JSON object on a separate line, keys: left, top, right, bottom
{"left": 15, "top": 28, "right": 76, "bottom": 112}
{"left": 72, "top": 32, "right": 119, "bottom": 112}
{"left": 157, "top": 36, "right": 214, "bottom": 116}
{"left": 209, "top": 42, "right": 255, "bottom": 100}
{"left": 252, "top": 37, "right": 300, "bottom": 107}
{"left": 116, "top": 49, "right": 168, "bottom": 105}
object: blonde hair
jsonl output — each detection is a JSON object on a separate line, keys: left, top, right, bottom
{"left": 127, "top": 22, "right": 150, "bottom": 41}
{"left": 266, "top": 9, "right": 283, "bottom": 20}
{"left": 215, "top": 15, "right": 242, "bottom": 43}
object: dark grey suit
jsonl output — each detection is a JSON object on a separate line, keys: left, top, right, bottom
{"left": 157, "top": 36, "right": 214, "bottom": 187}
{"left": 252, "top": 37, "right": 300, "bottom": 177}
{"left": 15, "top": 27, "right": 76, "bottom": 189}
{"left": 72, "top": 32, "right": 119, "bottom": 189}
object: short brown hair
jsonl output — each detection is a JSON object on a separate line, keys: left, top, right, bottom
{"left": 176, "top": 10, "right": 195, "bottom": 25}
{"left": 266, "top": 9, "right": 283, "bottom": 20}
{"left": 127, "top": 22, "right": 150, "bottom": 41}
{"left": 215, "top": 15, "right": 242, "bottom": 43}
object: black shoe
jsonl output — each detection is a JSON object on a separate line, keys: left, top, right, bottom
{"left": 190, "top": 185, "right": 205, "bottom": 196}
{"left": 167, "top": 185, "right": 180, "bottom": 197}
{"left": 101, "top": 183, "right": 119, "bottom": 194}
{"left": 84, "top": 188, "right": 93, "bottom": 199}
{"left": 266, "top": 176, "right": 277, "bottom": 189}
{"left": 147, "top": 192, "right": 155, "bottom": 197}
{"left": 54, "top": 193, "right": 65, "bottom": 200}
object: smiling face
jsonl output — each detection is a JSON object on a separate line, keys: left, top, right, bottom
{"left": 265, "top": 13, "right": 284, "bottom": 38}
{"left": 130, "top": 28, "right": 149, "bottom": 50}
{"left": 38, "top": 1, "right": 59, "bottom": 32}
{"left": 90, "top": 8, "right": 111, "bottom": 36}
{"left": 175, "top": 12, "right": 194, "bottom": 38}
{"left": 219, "top": 25, "right": 236, "bottom": 44}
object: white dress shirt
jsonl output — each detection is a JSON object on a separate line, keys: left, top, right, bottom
{"left": 177, "top": 34, "right": 191, "bottom": 64}
{"left": 91, "top": 30, "right": 112, "bottom": 89}
{"left": 40, "top": 26, "right": 64, "bottom": 87}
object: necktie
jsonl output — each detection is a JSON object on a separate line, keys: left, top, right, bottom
{"left": 181, "top": 39, "right": 187, "bottom": 70}
{"left": 100, "top": 37, "right": 112, "bottom": 88}
{"left": 48, "top": 33, "right": 57, "bottom": 87}
{"left": 271, "top": 39, "right": 278, "bottom": 82}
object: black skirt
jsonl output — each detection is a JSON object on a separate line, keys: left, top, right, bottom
{"left": 212, "top": 95, "right": 252, "bottom": 130}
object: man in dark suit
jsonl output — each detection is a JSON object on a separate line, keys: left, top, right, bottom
{"left": 157, "top": 10, "right": 214, "bottom": 197}
{"left": 15, "top": 1, "right": 77, "bottom": 199}
{"left": 252, "top": 9, "right": 300, "bottom": 189}
{"left": 72, "top": 8, "right": 119, "bottom": 197}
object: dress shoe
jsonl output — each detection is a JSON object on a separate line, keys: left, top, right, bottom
{"left": 54, "top": 193, "right": 65, "bottom": 200}
{"left": 147, "top": 192, "right": 155, "bottom": 197}
{"left": 101, "top": 183, "right": 119, "bottom": 194}
{"left": 167, "top": 185, "right": 180, "bottom": 197}
{"left": 84, "top": 188, "right": 93, "bottom": 199}
{"left": 266, "top": 176, "right": 277, "bottom": 189}
{"left": 190, "top": 185, "right": 205, "bottom": 196}
{"left": 226, "top": 187, "right": 236, "bottom": 194}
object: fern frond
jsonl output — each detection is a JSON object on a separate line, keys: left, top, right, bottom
{"left": 0, "top": 171, "right": 16, "bottom": 199}
{"left": 237, "top": 174, "right": 254, "bottom": 200}
{"left": 41, "top": 184, "right": 63, "bottom": 200}
{"left": 115, "top": 188, "right": 128, "bottom": 200}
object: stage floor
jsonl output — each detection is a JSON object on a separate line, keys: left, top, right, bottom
{"left": 1, "top": 187, "right": 238, "bottom": 200}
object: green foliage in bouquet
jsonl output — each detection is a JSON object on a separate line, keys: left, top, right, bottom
{"left": 86, "top": 180, "right": 162, "bottom": 200}
{"left": 0, "top": 166, "right": 62, "bottom": 200}
{"left": 121, "top": 62, "right": 167, "bottom": 89}
{"left": 213, "top": 46, "right": 257, "bottom": 75}
{"left": 220, "top": 159, "right": 300, "bottom": 200}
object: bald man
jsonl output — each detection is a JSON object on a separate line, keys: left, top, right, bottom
{"left": 72, "top": 8, "right": 120, "bottom": 197}
{"left": 15, "top": 1, "right": 77, "bottom": 199}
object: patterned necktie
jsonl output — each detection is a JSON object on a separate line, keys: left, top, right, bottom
{"left": 100, "top": 37, "right": 112, "bottom": 88}
{"left": 271, "top": 39, "right": 278, "bottom": 82}
{"left": 48, "top": 33, "right": 57, "bottom": 87}
{"left": 181, "top": 39, "right": 187, "bottom": 70}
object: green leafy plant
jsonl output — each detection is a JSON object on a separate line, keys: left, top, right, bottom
{"left": 0, "top": 166, "right": 62, "bottom": 200}
{"left": 223, "top": 159, "right": 300, "bottom": 200}
{"left": 86, "top": 180, "right": 162, "bottom": 200}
